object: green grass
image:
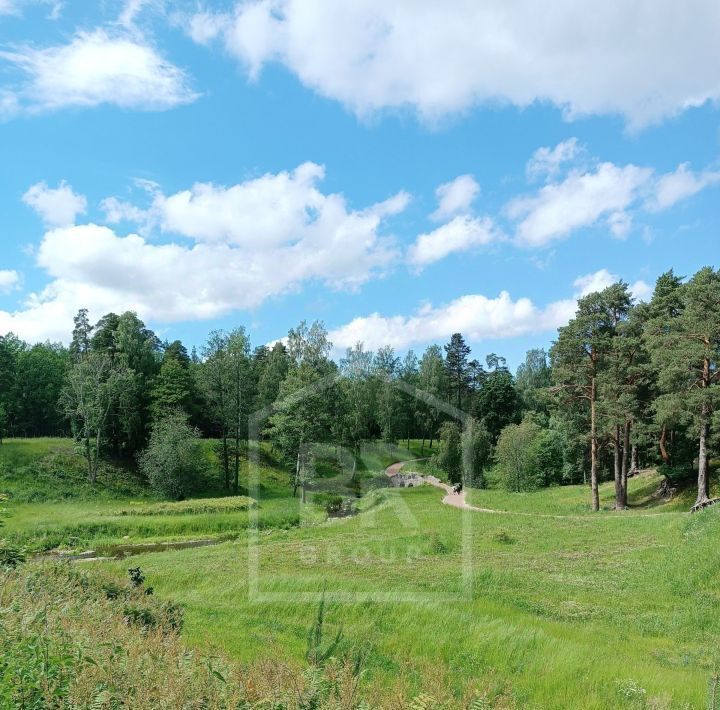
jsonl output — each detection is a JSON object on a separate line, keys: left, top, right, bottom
{"left": 89, "top": 477, "right": 720, "bottom": 708}
{"left": 5, "top": 436, "right": 720, "bottom": 706}
{"left": 116, "top": 495, "right": 257, "bottom": 516}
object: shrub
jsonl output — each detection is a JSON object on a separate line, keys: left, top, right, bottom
{"left": 117, "top": 495, "right": 257, "bottom": 516}
{"left": 0, "top": 539, "right": 25, "bottom": 569}
{"left": 0, "top": 562, "right": 379, "bottom": 708}
{"left": 138, "top": 411, "right": 208, "bottom": 499}
{"left": 432, "top": 422, "right": 462, "bottom": 484}
{"left": 495, "top": 420, "right": 543, "bottom": 492}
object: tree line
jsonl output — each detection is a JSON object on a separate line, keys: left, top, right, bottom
{"left": 1, "top": 266, "right": 718, "bottom": 510}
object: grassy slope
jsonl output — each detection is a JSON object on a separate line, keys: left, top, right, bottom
{"left": 0, "top": 438, "right": 421, "bottom": 552}
{"left": 5, "top": 438, "right": 720, "bottom": 706}
{"left": 0, "top": 439, "right": 302, "bottom": 551}
{"left": 97, "top": 481, "right": 719, "bottom": 708}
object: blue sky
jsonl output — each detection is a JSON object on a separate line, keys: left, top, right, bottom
{"left": 1, "top": 0, "right": 719, "bottom": 368}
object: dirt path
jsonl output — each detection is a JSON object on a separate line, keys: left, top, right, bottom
{"left": 385, "top": 461, "right": 496, "bottom": 512}
{"left": 384, "top": 462, "right": 680, "bottom": 518}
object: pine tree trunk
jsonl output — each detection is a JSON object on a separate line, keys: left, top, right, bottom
{"left": 590, "top": 377, "right": 599, "bottom": 512}
{"left": 697, "top": 410, "right": 711, "bottom": 505}
{"left": 613, "top": 424, "right": 623, "bottom": 509}
{"left": 659, "top": 424, "right": 670, "bottom": 465}
{"left": 620, "top": 420, "right": 630, "bottom": 507}
{"left": 631, "top": 443, "right": 638, "bottom": 474}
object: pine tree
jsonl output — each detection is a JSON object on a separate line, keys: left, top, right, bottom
{"left": 647, "top": 267, "right": 720, "bottom": 507}
{"left": 444, "top": 333, "right": 471, "bottom": 409}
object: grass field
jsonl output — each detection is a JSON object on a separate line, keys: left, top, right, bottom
{"left": 3, "top": 438, "right": 720, "bottom": 707}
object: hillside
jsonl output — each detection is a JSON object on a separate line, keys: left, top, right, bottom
{"left": 3, "top": 439, "right": 719, "bottom": 707}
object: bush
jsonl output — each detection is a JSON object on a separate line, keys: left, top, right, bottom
{"left": 117, "top": 495, "right": 257, "bottom": 516}
{"left": 462, "top": 419, "right": 493, "bottom": 488}
{"left": 0, "top": 540, "right": 25, "bottom": 568}
{"left": 138, "top": 411, "right": 208, "bottom": 499}
{"left": 0, "top": 562, "right": 380, "bottom": 708}
{"left": 432, "top": 422, "right": 462, "bottom": 483}
{"left": 495, "top": 420, "right": 544, "bottom": 492}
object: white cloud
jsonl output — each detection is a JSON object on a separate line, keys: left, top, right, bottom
{"left": 0, "top": 270, "right": 21, "bottom": 294}
{"left": 1, "top": 29, "right": 197, "bottom": 114}
{"left": 330, "top": 268, "right": 654, "bottom": 352}
{"left": 573, "top": 268, "right": 652, "bottom": 302}
{"left": 607, "top": 211, "right": 632, "bottom": 239}
{"left": 330, "top": 291, "right": 576, "bottom": 352}
{"left": 189, "top": 0, "right": 720, "bottom": 127}
{"left": 1, "top": 166, "right": 407, "bottom": 342}
{"left": 646, "top": 162, "right": 720, "bottom": 212}
{"left": 431, "top": 174, "right": 479, "bottom": 220}
{"left": 118, "top": 0, "right": 154, "bottom": 28}
{"left": 99, "top": 196, "right": 151, "bottom": 226}
{"left": 186, "top": 10, "right": 229, "bottom": 44}
{"left": 526, "top": 138, "right": 580, "bottom": 180}
{"left": 407, "top": 216, "right": 500, "bottom": 269}
{"left": 507, "top": 163, "right": 653, "bottom": 247}
{"left": 0, "top": 0, "right": 62, "bottom": 17}
{"left": 22, "top": 181, "right": 87, "bottom": 227}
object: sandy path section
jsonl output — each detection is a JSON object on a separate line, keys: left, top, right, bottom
{"left": 385, "top": 461, "right": 496, "bottom": 512}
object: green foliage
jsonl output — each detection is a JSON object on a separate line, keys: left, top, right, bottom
{"left": 138, "top": 411, "right": 207, "bottom": 499}
{"left": 305, "top": 594, "right": 344, "bottom": 667}
{"left": 432, "top": 421, "right": 462, "bottom": 483}
{"left": 461, "top": 418, "right": 492, "bottom": 487}
{"left": 0, "top": 540, "right": 25, "bottom": 568}
{"left": 117, "top": 495, "right": 257, "bottom": 516}
{"left": 495, "top": 419, "right": 544, "bottom": 492}
{"left": 473, "top": 367, "right": 519, "bottom": 442}
{"left": 444, "top": 332, "right": 471, "bottom": 409}
{"left": 527, "top": 427, "right": 565, "bottom": 487}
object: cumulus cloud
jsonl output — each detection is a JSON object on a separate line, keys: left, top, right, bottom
{"left": 408, "top": 216, "right": 501, "bottom": 269}
{"left": 646, "top": 162, "right": 720, "bottom": 212}
{"left": 0, "top": 270, "right": 21, "bottom": 294}
{"left": 507, "top": 163, "right": 653, "bottom": 247}
{"left": 330, "top": 268, "right": 654, "bottom": 352}
{"left": 22, "top": 181, "right": 87, "bottom": 227}
{"left": 329, "top": 291, "right": 577, "bottom": 352}
{"left": 188, "top": 0, "right": 720, "bottom": 127}
{"left": 0, "top": 29, "right": 197, "bottom": 114}
{"left": 573, "top": 268, "right": 652, "bottom": 302}
{"left": 526, "top": 138, "right": 581, "bottom": 181}
{"left": 1, "top": 166, "right": 407, "bottom": 342}
{"left": 431, "top": 174, "right": 479, "bottom": 221}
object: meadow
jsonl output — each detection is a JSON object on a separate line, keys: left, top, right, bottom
{"left": 2, "top": 438, "right": 720, "bottom": 708}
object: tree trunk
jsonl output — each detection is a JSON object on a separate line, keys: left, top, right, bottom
{"left": 85, "top": 434, "right": 93, "bottom": 484}
{"left": 697, "top": 410, "right": 711, "bottom": 505}
{"left": 590, "top": 377, "right": 599, "bottom": 512}
{"left": 234, "top": 431, "right": 240, "bottom": 494}
{"left": 631, "top": 443, "right": 638, "bottom": 474}
{"left": 293, "top": 448, "right": 301, "bottom": 497}
{"left": 659, "top": 424, "right": 670, "bottom": 465}
{"left": 620, "top": 420, "right": 630, "bottom": 507}
{"left": 613, "top": 424, "right": 623, "bottom": 510}
{"left": 222, "top": 432, "right": 230, "bottom": 490}
{"left": 91, "top": 428, "right": 102, "bottom": 486}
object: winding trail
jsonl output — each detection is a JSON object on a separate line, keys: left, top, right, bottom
{"left": 384, "top": 461, "right": 681, "bottom": 519}
{"left": 385, "top": 460, "right": 495, "bottom": 512}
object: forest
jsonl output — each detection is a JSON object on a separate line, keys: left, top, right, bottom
{"left": 1, "top": 266, "right": 719, "bottom": 513}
